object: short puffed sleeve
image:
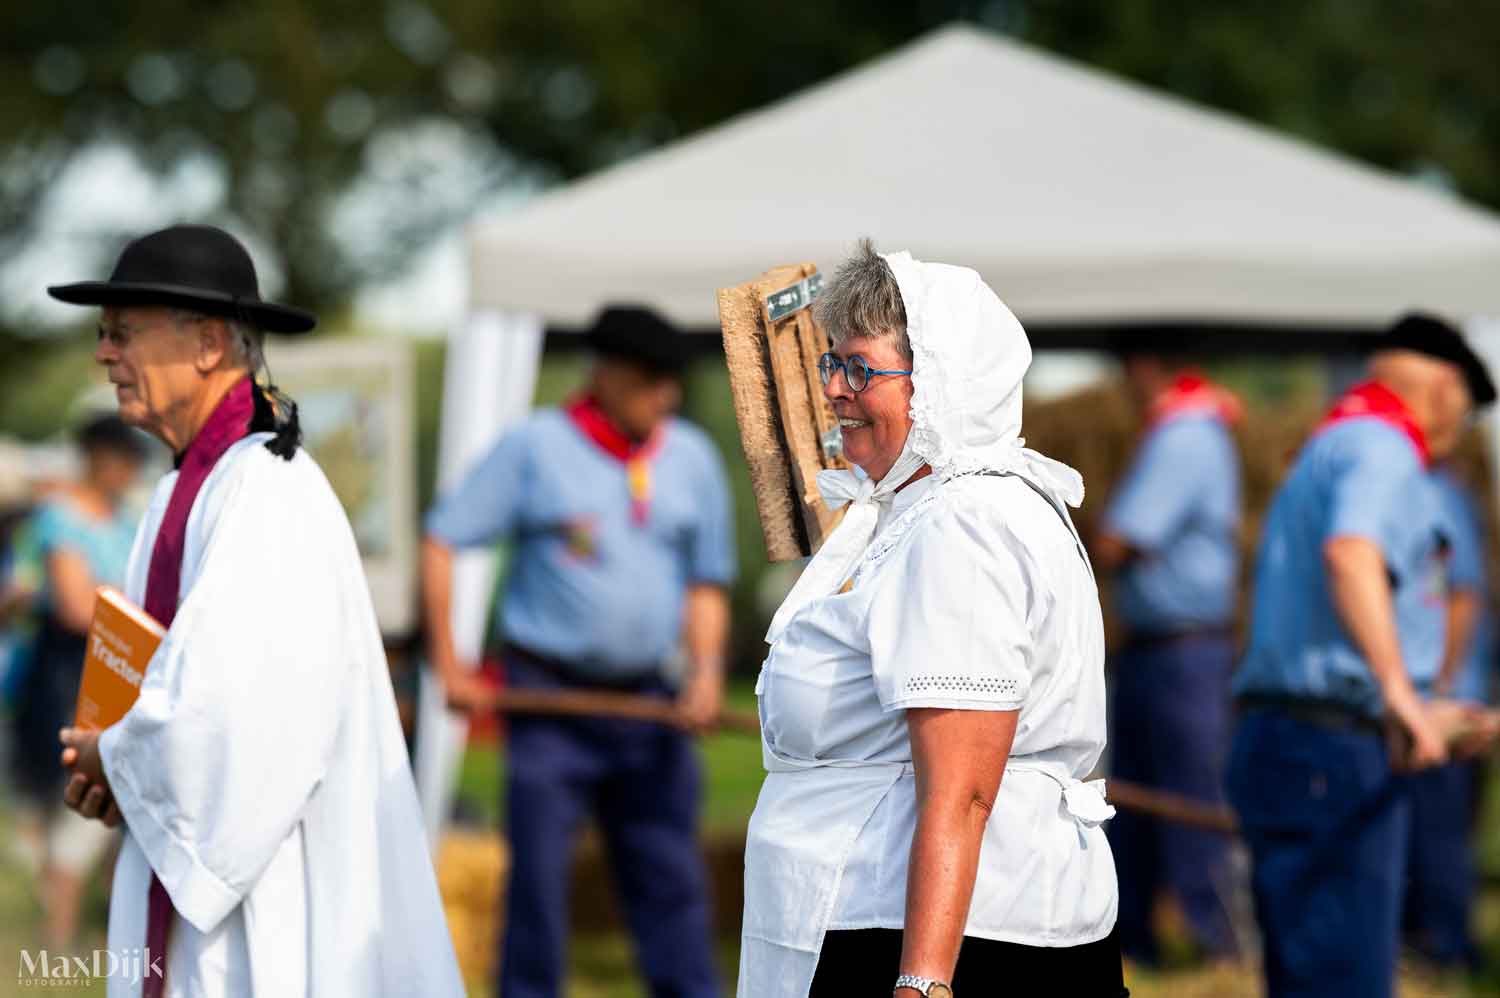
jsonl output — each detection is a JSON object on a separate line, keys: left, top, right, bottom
{"left": 865, "top": 498, "right": 1039, "bottom": 712}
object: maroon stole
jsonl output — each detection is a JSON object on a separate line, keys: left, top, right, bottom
{"left": 140, "top": 377, "right": 256, "bottom": 998}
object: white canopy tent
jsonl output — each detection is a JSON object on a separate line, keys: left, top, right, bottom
{"left": 415, "top": 24, "right": 1500, "bottom": 837}
{"left": 468, "top": 23, "right": 1500, "bottom": 329}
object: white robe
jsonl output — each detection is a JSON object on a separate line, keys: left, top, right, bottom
{"left": 99, "top": 433, "right": 463, "bottom": 997}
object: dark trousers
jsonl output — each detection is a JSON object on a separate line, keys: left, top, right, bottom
{"left": 1107, "top": 632, "right": 1236, "bottom": 962}
{"left": 9, "top": 614, "right": 86, "bottom": 802}
{"left": 811, "top": 926, "right": 1128, "bottom": 996}
{"left": 498, "top": 655, "right": 719, "bottom": 998}
{"left": 1403, "top": 759, "right": 1479, "bottom": 968}
{"left": 1226, "top": 709, "right": 1410, "bottom": 998}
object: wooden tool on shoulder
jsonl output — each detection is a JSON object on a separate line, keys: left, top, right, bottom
{"left": 716, "top": 263, "right": 849, "bottom": 561}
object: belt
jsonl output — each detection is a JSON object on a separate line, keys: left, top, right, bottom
{"left": 1236, "top": 694, "right": 1385, "bottom": 737}
{"left": 502, "top": 642, "right": 667, "bottom": 693}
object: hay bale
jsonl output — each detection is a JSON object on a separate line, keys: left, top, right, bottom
{"left": 438, "top": 831, "right": 509, "bottom": 986}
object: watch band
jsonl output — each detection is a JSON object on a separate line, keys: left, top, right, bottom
{"left": 894, "top": 975, "right": 952, "bottom": 996}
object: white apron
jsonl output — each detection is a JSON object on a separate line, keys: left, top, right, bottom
{"left": 741, "top": 668, "right": 1114, "bottom": 998}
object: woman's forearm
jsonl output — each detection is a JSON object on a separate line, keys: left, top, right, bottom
{"left": 899, "top": 793, "right": 991, "bottom": 984}
{"left": 899, "top": 706, "right": 1017, "bottom": 990}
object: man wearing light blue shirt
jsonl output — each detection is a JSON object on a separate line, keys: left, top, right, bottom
{"left": 422, "top": 307, "right": 736, "bottom": 998}
{"left": 1227, "top": 314, "right": 1496, "bottom": 998}
{"left": 1095, "top": 356, "right": 1242, "bottom": 965}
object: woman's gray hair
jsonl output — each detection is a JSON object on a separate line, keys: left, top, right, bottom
{"left": 813, "top": 238, "right": 911, "bottom": 364}
{"left": 171, "top": 308, "right": 266, "bottom": 375}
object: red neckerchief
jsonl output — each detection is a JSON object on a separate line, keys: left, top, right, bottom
{"left": 565, "top": 395, "right": 665, "bottom": 526}
{"left": 1146, "top": 372, "right": 1244, "bottom": 429}
{"left": 1315, "top": 380, "right": 1431, "bottom": 466}
{"left": 140, "top": 376, "right": 256, "bottom": 998}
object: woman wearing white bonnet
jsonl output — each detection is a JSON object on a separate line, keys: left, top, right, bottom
{"left": 739, "top": 241, "right": 1124, "bottom": 997}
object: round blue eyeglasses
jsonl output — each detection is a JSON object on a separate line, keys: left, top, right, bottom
{"left": 817, "top": 353, "right": 912, "bottom": 393}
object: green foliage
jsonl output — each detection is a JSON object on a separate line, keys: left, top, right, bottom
{"left": 8, "top": 0, "right": 1500, "bottom": 661}
{"left": 11, "top": 0, "right": 1494, "bottom": 343}
{"left": 0, "top": 0, "right": 970, "bottom": 325}
{"left": 0, "top": 333, "right": 102, "bottom": 440}
{"left": 1021, "top": 0, "right": 1500, "bottom": 206}
{"left": 411, "top": 335, "right": 448, "bottom": 514}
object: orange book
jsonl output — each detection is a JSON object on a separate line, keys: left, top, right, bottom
{"left": 73, "top": 586, "right": 165, "bottom": 732}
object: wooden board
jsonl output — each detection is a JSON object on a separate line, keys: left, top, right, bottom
{"left": 718, "top": 264, "right": 848, "bottom": 561}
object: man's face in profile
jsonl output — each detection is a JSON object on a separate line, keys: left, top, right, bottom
{"left": 594, "top": 357, "right": 681, "bottom": 441}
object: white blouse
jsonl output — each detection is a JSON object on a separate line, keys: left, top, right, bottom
{"left": 739, "top": 472, "right": 1118, "bottom": 998}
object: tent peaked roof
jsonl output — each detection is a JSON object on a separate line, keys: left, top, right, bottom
{"left": 469, "top": 24, "right": 1500, "bottom": 328}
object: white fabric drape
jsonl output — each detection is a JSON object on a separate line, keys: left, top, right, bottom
{"left": 101, "top": 435, "right": 463, "bottom": 997}
{"left": 411, "top": 307, "right": 543, "bottom": 850}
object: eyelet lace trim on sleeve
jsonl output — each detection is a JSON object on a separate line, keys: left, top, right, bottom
{"left": 901, "top": 675, "right": 1022, "bottom": 699}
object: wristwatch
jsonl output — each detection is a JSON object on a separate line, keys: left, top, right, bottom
{"left": 894, "top": 975, "right": 953, "bottom": 997}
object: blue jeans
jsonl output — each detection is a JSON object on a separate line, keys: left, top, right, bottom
{"left": 1107, "top": 632, "right": 1236, "bottom": 962}
{"left": 498, "top": 655, "right": 720, "bottom": 998}
{"left": 1226, "top": 709, "right": 1410, "bottom": 998}
{"left": 1403, "top": 760, "right": 1478, "bottom": 967}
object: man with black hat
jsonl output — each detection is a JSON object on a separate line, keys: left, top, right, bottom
{"left": 47, "top": 224, "right": 463, "bottom": 996}
{"left": 422, "top": 305, "right": 735, "bottom": 997}
{"left": 1227, "top": 313, "right": 1498, "bottom": 998}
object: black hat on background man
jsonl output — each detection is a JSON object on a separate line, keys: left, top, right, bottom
{"left": 587, "top": 306, "right": 688, "bottom": 375}
{"left": 48, "top": 224, "right": 316, "bottom": 333}
{"left": 1381, "top": 312, "right": 1496, "bottom": 407}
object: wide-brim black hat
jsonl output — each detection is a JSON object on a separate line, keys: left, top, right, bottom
{"left": 1381, "top": 312, "right": 1496, "bottom": 406}
{"left": 586, "top": 305, "right": 687, "bottom": 375}
{"left": 48, "top": 224, "right": 316, "bottom": 334}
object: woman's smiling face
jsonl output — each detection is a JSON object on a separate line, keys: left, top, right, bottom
{"left": 822, "top": 333, "right": 914, "bottom": 483}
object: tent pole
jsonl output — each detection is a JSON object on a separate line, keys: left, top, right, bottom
{"left": 412, "top": 307, "right": 544, "bottom": 853}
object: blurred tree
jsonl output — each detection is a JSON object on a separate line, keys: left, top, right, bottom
{"left": 0, "top": 0, "right": 970, "bottom": 330}
{"left": 2, "top": 0, "right": 1498, "bottom": 336}
{"left": 1018, "top": 0, "right": 1500, "bottom": 206}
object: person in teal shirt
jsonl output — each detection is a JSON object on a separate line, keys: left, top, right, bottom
{"left": 9, "top": 414, "right": 146, "bottom": 945}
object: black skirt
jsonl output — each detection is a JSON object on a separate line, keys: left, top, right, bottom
{"left": 810, "top": 925, "right": 1128, "bottom": 997}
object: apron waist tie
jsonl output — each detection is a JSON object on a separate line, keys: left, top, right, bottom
{"left": 1006, "top": 762, "right": 1116, "bottom": 827}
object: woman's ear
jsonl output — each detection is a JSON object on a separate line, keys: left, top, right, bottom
{"left": 194, "top": 318, "right": 232, "bottom": 374}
